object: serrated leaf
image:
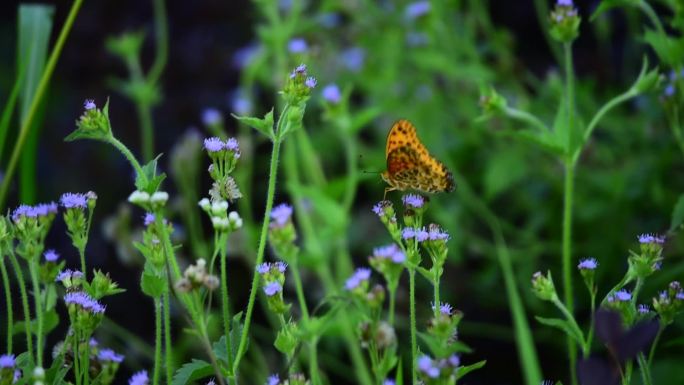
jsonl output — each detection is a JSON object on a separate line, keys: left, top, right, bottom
{"left": 669, "top": 194, "right": 684, "bottom": 232}
{"left": 456, "top": 360, "right": 487, "bottom": 379}
{"left": 171, "top": 359, "right": 213, "bottom": 385}
{"left": 135, "top": 154, "right": 166, "bottom": 193}
{"left": 140, "top": 270, "right": 166, "bottom": 298}
{"left": 536, "top": 316, "right": 584, "bottom": 346}
{"left": 212, "top": 312, "right": 244, "bottom": 366}
{"left": 232, "top": 109, "right": 274, "bottom": 140}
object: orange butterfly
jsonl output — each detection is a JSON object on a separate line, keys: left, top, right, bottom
{"left": 381, "top": 119, "right": 455, "bottom": 199}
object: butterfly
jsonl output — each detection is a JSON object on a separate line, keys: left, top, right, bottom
{"left": 381, "top": 119, "right": 455, "bottom": 199}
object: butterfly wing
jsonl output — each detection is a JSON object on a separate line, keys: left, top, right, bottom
{"left": 385, "top": 120, "right": 455, "bottom": 193}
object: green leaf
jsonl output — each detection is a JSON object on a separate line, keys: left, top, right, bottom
{"left": 643, "top": 29, "right": 684, "bottom": 67}
{"left": 418, "top": 332, "right": 472, "bottom": 357}
{"left": 140, "top": 270, "right": 166, "bottom": 298}
{"left": 589, "top": 0, "right": 635, "bottom": 20}
{"left": 483, "top": 149, "right": 528, "bottom": 200}
{"left": 135, "top": 154, "right": 167, "bottom": 193}
{"left": 669, "top": 194, "right": 684, "bottom": 233}
{"left": 350, "top": 106, "right": 383, "bottom": 134}
{"left": 12, "top": 310, "right": 59, "bottom": 335}
{"left": 171, "top": 359, "right": 213, "bottom": 385}
{"left": 212, "top": 312, "right": 244, "bottom": 365}
{"left": 535, "top": 316, "right": 584, "bottom": 346}
{"left": 456, "top": 360, "right": 487, "bottom": 379}
{"left": 232, "top": 109, "right": 274, "bottom": 140}
{"left": 514, "top": 129, "right": 564, "bottom": 156}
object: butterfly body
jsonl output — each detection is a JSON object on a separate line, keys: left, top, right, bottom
{"left": 381, "top": 119, "right": 455, "bottom": 198}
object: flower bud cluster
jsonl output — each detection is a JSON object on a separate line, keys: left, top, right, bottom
{"left": 653, "top": 281, "right": 684, "bottom": 325}
{"left": 257, "top": 262, "right": 290, "bottom": 314}
{"left": 175, "top": 258, "right": 220, "bottom": 293}
{"left": 128, "top": 190, "right": 169, "bottom": 211}
{"left": 549, "top": 0, "right": 580, "bottom": 43}
{"left": 416, "top": 353, "right": 462, "bottom": 383}
{"left": 531, "top": 271, "right": 558, "bottom": 302}
{"left": 199, "top": 198, "right": 242, "bottom": 232}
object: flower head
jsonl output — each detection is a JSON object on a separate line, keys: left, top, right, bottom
{"left": 322, "top": 84, "right": 341, "bottom": 104}
{"left": 614, "top": 289, "right": 632, "bottom": 302}
{"left": 340, "top": 47, "right": 365, "bottom": 72}
{"left": 288, "top": 38, "right": 308, "bottom": 53}
{"left": 263, "top": 281, "right": 283, "bottom": 296}
{"left": 402, "top": 227, "right": 416, "bottom": 240}
{"left": 203, "top": 137, "right": 224, "bottom": 153}
{"left": 427, "top": 225, "right": 449, "bottom": 241}
{"left": 415, "top": 227, "right": 429, "bottom": 242}
{"left": 84, "top": 99, "right": 96, "bottom": 110}
{"left": 270, "top": 203, "right": 293, "bottom": 227}
{"left": 64, "top": 291, "right": 105, "bottom": 314}
{"left": 0, "top": 354, "right": 15, "bottom": 368}
{"left": 129, "top": 370, "right": 149, "bottom": 385}
{"left": 557, "top": 0, "right": 573, "bottom": 5}
{"left": 266, "top": 374, "right": 280, "bottom": 385}
{"left": 257, "top": 263, "right": 271, "bottom": 275}
{"left": 437, "top": 302, "right": 453, "bottom": 316}
{"left": 98, "top": 348, "right": 124, "bottom": 363}
{"left": 578, "top": 258, "right": 598, "bottom": 270}
{"left": 638, "top": 304, "right": 650, "bottom": 314}
{"left": 143, "top": 212, "right": 156, "bottom": 227}
{"left": 402, "top": 194, "right": 425, "bottom": 209}
{"left": 44, "top": 249, "right": 60, "bottom": 262}
{"left": 345, "top": 268, "right": 371, "bottom": 290}
{"left": 60, "top": 193, "right": 88, "bottom": 209}
{"left": 405, "top": 1, "right": 431, "bottom": 19}
{"left": 372, "top": 244, "right": 405, "bottom": 264}
{"left": 638, "top": 233, "right": 665, "bottom": 244}
{"left": 201, "top": 108, "right": 223, "bottom": 126}
{"left": 417, "top": 355, "right": 440, "bottom": 378}
{"left": 274, "top": 261, "right": 288, "bottom": 273}
{"left": 12, "top": 204, "right": 37, "bottom": 222}
{"left": 305, "top": 77, "right": 317, "bottom": 89}
{"left": 225, "top": 137, "right": 239, "bottom": 152}
{"left": 34, "top": 202, "right": 58, "bottom": 216}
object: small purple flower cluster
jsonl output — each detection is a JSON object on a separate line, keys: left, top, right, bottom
{"left": 402, "top": 194, "right": 425, "bottom": 209}
{"left": 371, "top": 244, "right": 406, "bottom": 264}
{"left": 405, "top": 1, "right": 431, "bottom": 20}
{"left": 345, "top": 268, "right": 371, "bottom": 290}
{"left": 256, "top": 261, "right": 288, "bottom": 275}
{"left": 0, "top": 354, "right": 15, "bottom": 368}
{"left": 60, "top": 192, "right": 89, "bottom": 209}
{"left": 263, "top": 282, "right": 283, "bottom": 297}
{"left": 44, "top": 249, "right": 60, "bottom": 262}
{"left": 577, "top": 258, "right": 598, "bottom": 270}
{"left": 432, "top": 302, "right": 454, "bottom": 316}
{"left": 638, "top": 233, "right": 665, "bottom": 244}
{"left": 288, "top": 64, "right": 317, "bottom": 89}
{"left": 203, "top": 137, "right": 241, "bottom": 157}
{"left": 84, "top": 99, "right": 97, "bottom": 110}
{"left": 64, "top": 291, "right": 106, "bottom": 314}
{"left": 288, "top": 38, "right": 308, "bottom": 54}
{"left": 11, "top": 202, "right": 58, "bottom": 222}
{"left": 56, "top": 269, "right": 84, "bottom": 284}
{"left": 98, "top": 348, "right": 124, "bottom": 363}
{"left": 266, "top": 374, "right": 280, "bottom": 385}
{"left": 322, "top": 84, "right": 341, "bottom": 104}
{"left": 201, "top": 108, "right": 223, "bottom": 126}
{"left": 270, "top": 203, "right": 293, "bottom": 227}
{"left": 638, "top": 304, "right": 650, "bottom": 314}
{"left": 417, "top": 354, "right": 460, "bottom": 378}
{"left": 607, "top": 289, "right": 631, "bottom": 303}
{"left": 129, "top": 370, "right": 149, "bottom": 385}
{"left": 143, "top": 212, "right": 156, "bottom": 226}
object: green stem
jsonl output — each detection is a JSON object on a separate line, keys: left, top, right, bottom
{"left": 310, "top": 337, "right": 319, "bottom": 385}
{"left": 637, "top": 352, "right": 652, "bottom": 385}
{"left": 0, "top": 0, "right": 85, "bottom": 209}
{"left": 220, "top": 233, "right": 233, "bottom": 369}
{"left": 73, "top": 332, "right": 81, "bottom": 385}
{"left": 563, "top": 40, "right": 577, "bottom": 385}
{"left": 0, "top": 253, "right": 13, "bottom": 353}
{"left": 503, "top": 106, "right": 550, "bottom": 132}
{"left": 552, "top": 297, "right": 585, "bottom": 346}
{"left": 637, "top": 1, "right": 666, "bottom": 36}
{"left": 585, "top": 290, "right": 596, "bottom": 357}
{"left": 0, "top": 66, "right": 25, "bottom": 162}
{"left": 647, "top": 325, "right": 664, "bottom": 366}
{"left": 137, "top": 103, "right": 155, "bottom": 163}
{"left": 8, "top": 253, "right": 32, "bottom": 364}
{"left": 29, "top": 262, "right": 43, "bottom": 367}
{"left": 409, "top": 268, "right": 418, "bottom": 385}
{"left": 163, "top": 292, "right": 173, "bottom": 385}
{"left": 108, "top": 136, "right": 146, "bottom": 179}
{"left": 290, "top": 260, "right": 310, "bottom": 320}
{"left": 148, "top": 0, "right": 169, "bottom": 85}
{"left": 232, "top": 135, "right": 282, "bottom": 374}
{"left": 388, "top": 282, "right": 397, "bottom": 326}
{"left": 433, "top": 268, "right": 440, "bottom": 317}
{"left": 153, "top": 297, "right": 162, "bottom": 385}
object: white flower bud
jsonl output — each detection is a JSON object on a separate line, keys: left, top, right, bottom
{"left": 211, "top": 200, "right": 229, "bottom": 216}
{"left": 33, "top": 367, "right": 45, "bottom": 380}
{"left": 151, "top": 191, "right": 169, "bottom": 204}
{"left": 228, "top": 211, "right": 240, "bottom": 221}
{"left": 198, "top": 198, "right": 211, "bottom": 211}
{"left": 128, "top": 190, "right": 150, "bottom": 204}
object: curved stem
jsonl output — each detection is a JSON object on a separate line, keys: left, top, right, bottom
{"left": 290, "top": 260, "right": 310, "bottom": 320}
{"left": 0, "top": 0, "right": 85, "bottom": 209}
{"left": 148, "top": 0, "right": 169, "bottom": 85}
{"left": 647, "top": 325, "right": 664, "bottom": 366}
{"left": 409, "top": 268, "right": 418, "bottom": 385}
{"left": 552, "top": 297, "right": 585, "bottom": 346}
{"left": 638, "top": 1, "right": 666, "bottom": 36}
{"left": 108, "top": 136, "right": 146, "bottom": 179}
{"left": 0, "top": 254, "right": 13, "bottom": 353}
{"left": 503, "top": 106, "right": 550, "bottom": 132}
{"left": 29, "top": 262, "right": 43, "bottom": 367}
{"left": 232, "top": 136, "right": 282, "bottom": 374}
{"left": 9, "top": 253, "right": 32, "bottom": 364}
{"left": 163, "top": 292, "right": 173, "bottom": 385}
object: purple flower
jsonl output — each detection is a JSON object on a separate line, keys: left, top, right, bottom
{"left": 322, "top": 84, "right": 341, "bottom": 104}
{"left": 84, "top": 99, "right": 96, "bottom": 110}
{"left": 340, "top": 47, "right": 365, "bottom": 72}
{"left": 417, "top": 355, "right": 439, "bottom": 378}
{"left": 225, "top": 138, "right": 239, "bottom": 152}
{"left": 345, "top": 268, "right": 371, "bottom": 290}
{"left": 577, "top": 258, "right": 598, "bottom": 270}
{"left": 129, "top": 370, "right": 149, "bottom": 385}
{"left": 615, "top": 290, "right": 631, "bottom": 302}
{"left": 415, "top": 227, "right": 429, "bottom": 242}
{"left": 202, "top": 108, "right": 223, "bottom": 126}
{"left": 288, "top": 38, "right": 308, "bottom": 53}
{"left": 44, "top": 249, "right": 59, "bottom": 262}
{"left": 427, "top": 226, "right": 449, "bottom": 241}
{"left": 34, "top": 202, "right": 58, "bottom": 216}
{"left": 56, "top": 269, "right": 84, "bottom": 283}
{"left": 372, "top": 202, "right": 386, "bottom": 216}
{"left": 204, "top": 137, "right": 224, "bottom": 153}
{"left": 305, "top": 77, "right": 317, "bottom": 89}
{"left": 295, "top": 64, "right": 307, "bottom": 75}
{"left": 402, "top": 227, "right": 416, "bottom": 240}
{"left": 638, "top": 304, "right": 650, "bottom": 314}
{"left": 257, "top": 263, "right": 271, "bottom": 275}
{"left": 638, "top": 233, "right": 665, "bottom": 244}
{"left": 402, "top": 194, "right": 424, "bottom": 208}
{"left": 383, "top": 380, "right": 395, "bottom": 385}
{"left": 405, "top": 1, "right": 431, "bottom": 19}
{"left": 98, "top": 348, "right": 124, "bottom": 363}
{"left": 64, "top": 291, "right": 105, "bottom": 314}
{"left": 270, "top": 203, "right": 293, "bottom": 227}
{"left": 263, "top": 281, "right": 283, "bottom": 296}
{"left": 677, "top": 292, "right": 684, "bottom": 300}
{"left": 266, "top": 374, "right": 280, "bottom": 385}
{"left": 143, "top": 213, "right": 155, "bottom": 226}
{"left": 439, "top": 302, "right": 453, "bottom": 315}
{"left": 60, "top": 192, "right": 88, "bottom": 209}
{"left": 448, "top": 354, "right": 460, "bottom": 367}
{"left": 665, "top": 84, "right": 676, "bottom": 97}
{"left": 232, "top": 43, "right": 261, "bottom": 69}
{"left": 372, "top": 244, "right": 405, "bottom": 264}
{"left": 274, "top": 261, "right": 288, "bottom": 273}
{"left": 12, "top": 204, "right": 37, "bottom": 222}
{"left": 229, "top": 89, "right": 252, "bottom": 115}
{"left": 0, "top": 354, "right": 15, "bottom": 368}
{"left": 557, "top": 0, "right": 573, "bottom": 6}
{"left": 90, "top": 338, "right": 99, "bottom": 347}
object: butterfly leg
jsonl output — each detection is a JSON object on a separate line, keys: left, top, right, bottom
{"left": 383, "top": 187, "right": 395, "bottom": 200}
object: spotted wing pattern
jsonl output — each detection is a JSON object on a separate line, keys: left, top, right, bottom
{"left": 382, "top": 119, "right": 455, "bottom": 194}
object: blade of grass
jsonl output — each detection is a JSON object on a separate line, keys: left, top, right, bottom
{"left": 17, "top": 4, "right": 55, "bottom": 204}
